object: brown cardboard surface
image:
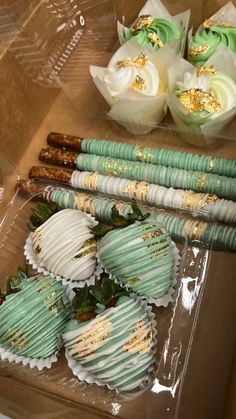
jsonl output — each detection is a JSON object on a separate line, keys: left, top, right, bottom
{"left": 0, "top": 92, "right": 232, "bottom": 419}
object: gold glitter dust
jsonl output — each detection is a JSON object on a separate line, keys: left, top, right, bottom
{"left": 189, "top": 44, "right": 209, "bottom": 56}
{"left": 123, "top": 320, "right": 152, "bottom": 354}
{"left": 130, "top": 75, "right": 147, "bottom": 92}
{"left": 115, "top": 53, "right": 148, "bottom": 70}
{"left": 131, "top": 15, "right": 154, "bottom": 32}
{"left": 75, "top": 194, "right": 93, "bottom": 214}
{"left": 148, "top": 32, "right": 164, "bottom": 47}
{"left": 72, "top": 317, "right": 112, "bottom": 358}
{"left": 83, "top": 172, "right": 98, "bottom": 190}
{"left": 196, "top": 65, "right": 216, "bottom": 77}
{"left": 203, "top": 19, "right": 234, "bottom": 28}
{"left": 179, "top": 89, "right": 221, "bottom": 113}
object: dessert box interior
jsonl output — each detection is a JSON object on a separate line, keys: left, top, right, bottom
{"left": 0, "top": 1, "right": 236, "bottom": 418}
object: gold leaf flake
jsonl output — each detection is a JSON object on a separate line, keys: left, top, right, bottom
{"left": 179, "top": 89, "right": 221, "bottom": 113}
{"left": 196, "top": 65, "right": 216, "bottom": 77}
{"left": 148, "top": 32, "right": 164, "bottom": 47}
{"left": 131, "top": 15, "right": 154, "bottom": 32}
{"left": 189, "top": 44, "right": 209, "bottom": 56}
{"left": 116, "top": 53, "right": 148, "bottom": 70}
{"left": 130, "top": 75, "right": 147, "bottom": 92}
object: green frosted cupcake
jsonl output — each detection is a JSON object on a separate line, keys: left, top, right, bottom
{"left": 0, "top": 275, "right": 69, "bottom": 369}
{"left": 189, "top": 21, "right": 236, "bottom": 66}
{"left": 120, "top": 15, "right": 181, "bottom": 51}
{"left": 63, "top": 277, "right": 157, "bottom": 392}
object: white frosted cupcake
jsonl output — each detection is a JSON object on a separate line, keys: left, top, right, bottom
{"left": 90, "top": 39, "right": 177, "bottom": 134}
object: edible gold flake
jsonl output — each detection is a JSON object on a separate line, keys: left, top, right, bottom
{"left": 131, "top": 15, "right": 154, "bottom": 32}
{"left": 184, "top": 220, "right": 208, "bottom": 240}
{"left": 123, "top": 320, "right": 152, "bottom": 354}
{"left": 43, "top": 291, "right": 57, "bottom": 313}
{"left": 83, "top": 172, "right": 98, "bottom": 190}
{"left": 130, "top": 75, "right": 147, "bottom": 92}
{"left": 115, "top": 201, "right": 126, "bottom": 213}
{"left": 116, "top": 53, "right": 148, "bottom": 70}
{"left": 103, "top": 159, "right": 129, "bottom": 177}
{"left": 189, "top": 44, "right": 209, "bottom": 56}
{"left": 136, "top": 146, "right": 144, "bottom": 161}
{"left": 197, "top": 173, "right": 209, "bottom": 190}
{"left": 196, "top": 65, "right": 216, "bottom": 77}
{"left": 203, "top": 19, "right": 234, "bottom": 28}
{"left": 73, "top": 317, "right": 112, "bottom": 358}
{"left": 123, "top": 181, "right": 150, "bottom": 201}
{"left": 179, "top": 89, "right": 221, "bottom": 113}
{"left": 76, "top": 238, "right": 97, "bottom": 258}
{"left": 6, "top": 328, "right": 27, "bottom": 350}
{"left": 208, "top": 158, "right": 215, "bottom": 172}
{"left": 148, "top": 32, "right": 164, "bottom": 47}
{"left": 183, "top": 190, "right": 218, "bottom": 211}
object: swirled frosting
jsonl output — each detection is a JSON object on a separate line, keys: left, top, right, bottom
{"left": 0, "top": 276, "right": 68, "bottom": 358}
{"left": 98, "top": 221, "right": 174, "bottom": 298}
{"left": 63, "top": 296, "right": 156, "bottom": 391}
{"left": 33, "top": 209, "right": 97, "bottom": 282}
{"left": 189, "top": 24, "right": 236, "bottom": 65}
{"left": 104, "top": 54, "right": 159, "bottom": 97}
{"left": 124, "top": 17, "right": 181, "bottom": 50}
{"left": 175, "top": 68, "right": 236, "bottom": 125}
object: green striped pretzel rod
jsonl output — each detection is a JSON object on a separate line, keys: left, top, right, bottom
{"left": 17, "top": 180, "right": 236, "bottom": 251}
{"left": 47, "top": 132, "right": 236, "bottom": 177}
{"left": 39, "top": 148, "right": 236, "bottom": 201}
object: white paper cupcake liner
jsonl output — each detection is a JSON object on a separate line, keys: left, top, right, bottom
{"left": 64, "top": 295, "right": 157, "bottom": 392}
{"left": 98, "top": 241, "right": 180, "bottom": 307}
{"left": 24, "top": 212, "right": 103, "bottom": 290}
{"left": 0, "top": 345, "right": 59, "bottom": 370}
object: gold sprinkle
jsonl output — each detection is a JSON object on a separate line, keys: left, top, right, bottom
{"left": 130, "top": 75, "right": 147, "bottom": 92}
{"left": 179, "top": 89, "right": 221, "bottom": 113}
{"left": 196, "top": 65, "right": 216, "bottom": 77}
{"left": 83, "top": 172, "right": 98, "bottom": 190}
{"left": 123, "top": 320, "right": 153, "bottom": 354}
{"left": 189, "top": 44, "right": 209, "bottom": 56}
{"left": 123, "top": 181, "right": 150, "bottom": 201}
{"left": 72, "top": 317, "right": 112, "bottom": 358}
{"left": 116, "top": 53, "right": 148, "bottom": 70}
{"left": 203, "top": 19, "right": 234, "bottom": 28}
{"left": 148, "top": 32, "right": 164, "bottom": 47}
{"left": 131, "top": 15, "right": 154, "bottom": 32}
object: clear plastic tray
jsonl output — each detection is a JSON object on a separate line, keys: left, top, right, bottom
{"left": 0, "top": 157, "right": 213, "bottom": 418}
{"left": 2, "top": 0, "right": 236, "bottom": 146}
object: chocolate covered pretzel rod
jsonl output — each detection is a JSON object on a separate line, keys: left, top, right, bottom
{"left": 46, "top": 132, "right": 236, "bottom": 177}
{"left": 40, "top": 148, "right": 77, "bottom": 168}
{"left": 17, "top": 179, "right": 236, "bottom": 251}
{"left": 39, "top": 148, "right": 236, "bottom": 200}
{"left": 29, "top": 165, "right": 236, "bottom": 225}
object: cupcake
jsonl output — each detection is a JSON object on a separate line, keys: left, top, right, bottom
{"left": 97, "top": 221, "right": 178, "bottom": 304}
{"left": 118, "top": 0, "right": 190, "bottom": 56}
{"left": 63, "top": 277, "right": 157, "bottom": 392}
{"left": 25, "top": 209, "right": 99, "bottom": 287}
{"left": 168, "top": 48, "right": 236, "bottom": 143}
{"left": 90, "top": 38, "right": 177, "bottom": 134}
{"left": 188, "top": 2, "right": 236, "bottom": 66}
{"left": 0, "top": 275, "right": 69, "bottom": 369}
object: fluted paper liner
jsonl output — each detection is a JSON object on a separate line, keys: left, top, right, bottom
{"left": 117, "top": 0, "right": 190, "bottom": 57}
{"left": 0, "top": 345, "right": 59, "bottom": 370}
{"left": 167, "top": 47, "right": 236, "bottom": 144}
{"left": 24, "top": 213, "right": 103, "bottom": 290}
{"left": 90, "top": 39, "right": 177, "bottom": 134}
{"left": 64, "top": 295, "right": 157, "bottom": 392}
